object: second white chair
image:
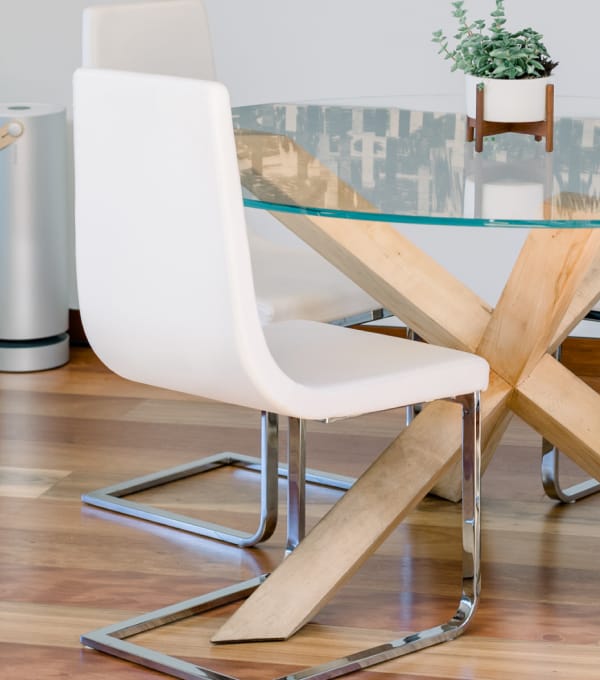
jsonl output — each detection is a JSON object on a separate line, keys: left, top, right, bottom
{"left": 80, "top": 0, "right": 391, "bottom": 546}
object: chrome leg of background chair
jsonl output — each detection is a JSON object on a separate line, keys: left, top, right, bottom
{"left": 81, "top": 393, "right": 480, "bottom": 680}
{"left": 83, "top": 411, "right": 280, "bottom": 547}
{"left": 272, "top": 392, "right": 482, "bottom": 680}
{"left": 541, "top": 437, "right": 600, "bottom": 503}
{"left": 329, "top": 307, "right": 390, "bottom": 327}
{"left": 286, "top": 417, "right": 306, "bottom": 555}
{"left": 82, "top": 410, "right": 354, "bottom": 547}
{"left": 541, "top": 340, "right": 600, "bottom": 503}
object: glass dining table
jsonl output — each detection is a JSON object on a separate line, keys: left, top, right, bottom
{"left": 214, "top": 94, "right": 600, "bottom": 662}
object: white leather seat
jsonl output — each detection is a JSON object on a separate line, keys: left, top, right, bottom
{"left": 73, "top": 68, "right": 489, "bottom": 678}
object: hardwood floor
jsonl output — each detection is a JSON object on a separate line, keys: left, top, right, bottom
{"left": 0, "top": 346, "right": 598, "bottom": 679}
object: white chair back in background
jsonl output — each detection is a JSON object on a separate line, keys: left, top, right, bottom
{"left": 78, "top": 0, "right": 389, "bottom": 549}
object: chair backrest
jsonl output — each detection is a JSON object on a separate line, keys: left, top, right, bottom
{"left": 72, "top": 68, "right": 289, "bottom": 409}
{"left": 82, "top": 0, "right": 215, "bottom": 80}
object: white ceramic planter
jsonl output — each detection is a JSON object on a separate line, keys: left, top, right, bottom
{"left": 465, "top": 74, "right": 552, "bottom": 123}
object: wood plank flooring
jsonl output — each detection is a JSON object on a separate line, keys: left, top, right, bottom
{"left": 0, "top": 345, "right": 599, "bottom": 679}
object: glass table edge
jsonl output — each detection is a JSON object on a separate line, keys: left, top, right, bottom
{"left": 242, "top": 198, "right": 600, "bottom": 229}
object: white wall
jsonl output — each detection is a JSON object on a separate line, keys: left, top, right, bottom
{"left": 1, "top": 0, "right": 599, "bottom": 335}
{"left": 4, "top": 1, "right": 600, "bottom": 108}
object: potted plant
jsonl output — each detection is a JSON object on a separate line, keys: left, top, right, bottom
{"left": 432, "top": 0, "right": 558, "bottom": 124}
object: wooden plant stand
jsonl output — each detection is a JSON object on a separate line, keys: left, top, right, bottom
{"left": 466, "top": 82, "right": 554, "bottom": 153}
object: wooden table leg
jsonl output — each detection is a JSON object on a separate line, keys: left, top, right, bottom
{"left": 512, "top": 354, "right": 600, "bottom": 479}
{"left": 224, "top": 136, "right": 600, "bottom": 644}
{"left": 477, "top": 229, "right": 600, "bottom": 386}
{"left": 214, "top": 228, "right": 600, "bottom": 643}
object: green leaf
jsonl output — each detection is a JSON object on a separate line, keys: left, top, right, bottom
{"left": 433, "top": 0, "right": 557, "bottom": 79}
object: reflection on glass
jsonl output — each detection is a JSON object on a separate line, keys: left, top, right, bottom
{"left": 463, "top": 151, "right": 553, "bottom": 221}
{"left": 233, "top": 102, "right": 600, "bottom": 225}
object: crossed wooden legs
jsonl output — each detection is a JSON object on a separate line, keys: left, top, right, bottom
{"left": 213, "top": 214, "right": 600, "bottom": 643}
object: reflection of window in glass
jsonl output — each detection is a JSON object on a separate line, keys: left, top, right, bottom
{"left": 352, "top": 138, "right": 363, "bottom": 154}
{"left": 431, "top": 151, "right": 462, "bottom": 214}
{"left": 398, "top": 110, "right": 411, "bottom": 137}
{"left": 363, "top": 109, "right": 389, "bottom": 137}
{"left": 325, "top": 108, "right": 352, "bottom": 136}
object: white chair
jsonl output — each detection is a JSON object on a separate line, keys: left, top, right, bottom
{"left": 80, "top": 0, "right": 390, "bottom": 546}
{"left": 73, "top": 67, "right": 489, "bottom": 680}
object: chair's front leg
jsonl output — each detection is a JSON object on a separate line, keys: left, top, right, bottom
{"left": 286, "top": 417, "right": 307, "bottom": 554}
{"left": 456, "top": 391, "right": 482, "bottom": 619}
{"left": 271, "top": 392, "right": 482, "bottom": 680}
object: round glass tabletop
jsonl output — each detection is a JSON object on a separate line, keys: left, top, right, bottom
{"left": 233, "top": 94, "right": 600, "bottom": 228}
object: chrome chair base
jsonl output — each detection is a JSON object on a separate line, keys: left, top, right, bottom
{"left": 541, "top": 438, "right": 600, "bottom": 503}
{"left": 540, "top": 338, "right": 600, "bottom": 504}
{"left": 81, "top": 393, "right": 481, "bottom": 680}
{"left": 82, "top": 411, "right": 354, "bottom": 547}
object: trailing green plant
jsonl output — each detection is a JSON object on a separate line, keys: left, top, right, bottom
{"left": 432, "top": 0, "right": 558, "bottom": 79}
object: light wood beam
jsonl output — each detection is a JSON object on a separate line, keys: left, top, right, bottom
{"left": 512, "top": 353, "right": 600, "bottom": 480}
{"left": 477, "top": 229, "right": 600, "bottom": 385}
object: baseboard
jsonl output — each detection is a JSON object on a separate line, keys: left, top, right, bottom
{"left": 68, "top": 309, "right": 88, "bottom": 346}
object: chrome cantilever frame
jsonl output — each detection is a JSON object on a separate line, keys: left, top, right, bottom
{"left": 82, "top": 410, "right": 354, "bottom": 547}
{"left": 541, "top": 340, "right": 600, "bottom": 503}
{"left": 273, "top": 392, "right": 482, "bottom": 680}
{"left": 81, "top": 309, "right": 392, "bottom": 547}
{"left": 81, "top": 391, "right": 481, "bottom": 680}
{"left": 541, "top": 438, "right": 600, "bottom": 503}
